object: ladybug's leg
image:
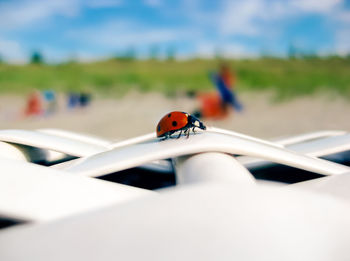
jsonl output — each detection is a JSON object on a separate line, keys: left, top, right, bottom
{"left": 168, "top": 130, "right": 176, "bottom": 139}
{"left": 186, "top": 128, "right": 190, "bottom": 138}
{"left": 192, "top": 127, "right": 196, "bottom": 134}
{"left": 177, "top": 130, "right": 182, "bottom": 139}
{"left": 164, "top": 132, "right": 173, "bottom": 140}
{"left": 183, "top": 129, "right": 187, "bottom": 138}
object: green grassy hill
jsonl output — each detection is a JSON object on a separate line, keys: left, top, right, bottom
{"left": 0, "top": 57, "right": 349, "bottom": 100}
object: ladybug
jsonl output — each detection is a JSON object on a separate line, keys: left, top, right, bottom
{"left": 156, "top": 111, "right": 206, "bottom": 139}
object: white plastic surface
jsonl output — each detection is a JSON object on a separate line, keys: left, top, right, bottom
{"left": 207, "top": 126, "right": 284, "bottom": 148}
{"left": 2, "top": 128, "right": 350, "bottom": 260}
{"left": 66, "top": 132, "right": 350, "bottom": 177}
{"left": 239, "top": 134, "right": 350, "bottom": 168}
{"left": 109, "top": 133, "right": 155, "bottom": 149}
{"left": 0, "top": 142, "right": 28, "bottom": 161}
{"left": 0, "top": 129, "right": 106, "bottom": 157}
{"left": 288, "top": 134, "right": 350, "bottom": 157}
{"left": 109, "top": 126, "right": 284, "bottom": 150}
{"left": 289, "top": 173, "right": 350, "bottom": 200}
{"left": 1, "top": 182, "right": 350, "bottom": 261}
{"left": 0, "top": 158, "right": 154, "bottom": 222}
{"left": 272, "top": 130, "right": 347, "bottom": 147}
{"left": 174, "top": 152, "right": 255, "bottom": 184}
{"left": 38, "top": 128, "right": 112, "bottom": 147}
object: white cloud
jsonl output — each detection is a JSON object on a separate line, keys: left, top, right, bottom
{"left": 0, "top": 39, "right": 27, "bottom": 63}
{"left": 0, "top": 0, "right": 349, "bottom": 61}
{"left": 0, "top": 0, "right": 80, "bottom": 30}
{"left": 336, "top": 10, "right": 350, "bottom": 23}
{"left": 109, "top": 30, "right": 179, "bottom": 46}
{"left": 335, "top": 28, "right": 350, "bottom": 56}
{"left": 0, "top": 0, "right": 124, "bottom": 30}
{"left": 66, "top": 20, "right": 192, "bottom": 48}
{"left": 218, "top": 0, "right": 347, "bottom": 37}
{"left": 196, "top": 43, "right": 217, "bottom": 59}
{"left": 218, "top": 0, "right": 291, "bottom": 37}
{"left": 220, "top": 43, "right": 258, "bottom": 58}
{"left": 291, "top": 0, "right": 342, "bottom": 13}
{"left": 196, "top": 42, "right": 257, "bottom": 58}
{"left": 73, "top": 52, "right": 109, "bottom": 62}
{"left": 219, "top": 0, "right": 264, "bottom": 36}
{"left": 143, "top": 0, "right": 162, "bottom": 7}
{"left": 86, "top": 0, "right": 123, "bottom": 8}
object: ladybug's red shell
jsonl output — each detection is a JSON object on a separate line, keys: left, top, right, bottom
{"left": 156, "top": 111, "right": 189, "bottom": 137}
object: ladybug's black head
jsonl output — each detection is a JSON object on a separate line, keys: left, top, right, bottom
{"left": 188, "top": 115, "right": 206, "bottom": 130}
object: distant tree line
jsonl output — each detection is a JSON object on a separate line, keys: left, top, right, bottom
{"left": 0, "top": 46, "right": 349, "bottom": 65}
{"left": 287, "top": 44, "right": 322, "bottom": 59}
{"left": 30, "top": 51, "right": 44, "bottom": 64}
{"left": 114, "top": 45, "right": 177, "bottom": 61}
{"left": 0, "top": 50, "right": 45, "bottom": 65}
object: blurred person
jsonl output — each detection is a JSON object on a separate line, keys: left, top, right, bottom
{"left": 193, "top": 92, "right": 229, "bottom": 119}
{"left": 210, "top": 63, "right": 243, "bottom": 113}
{"left": 67, "top": 92, "right": 80, "bottom": 109}
{"left": 42, "top": 89, "right": 57, "bottom": 116}
{"left": 24, "top": 90, "right": 42, "bottom": 117}
{"left": 79, "top": 92, "right": 92, "bottom": 107}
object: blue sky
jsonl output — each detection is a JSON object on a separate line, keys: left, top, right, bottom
{"left": 0, "top": 0, "right": 349, "bottom": 63}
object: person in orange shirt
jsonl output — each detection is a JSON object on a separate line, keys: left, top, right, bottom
{"left": 25, "top": 90, "right": 42, "bottom": 116}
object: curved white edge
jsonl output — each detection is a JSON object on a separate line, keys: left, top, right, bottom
{"left": 288, "top": 172, "right": 350, "bottom": 200}
{"left": 0, "top": 141, "right": 69, "bottom": 163}
{"left": 272, "top": 130, "right": 347, "bottom": 147}
{"left": 51, "top": 156, "right": 173, "bottom": 173}
{"left": 139, "top": 160, "right": 173, "bottom": 173}
{"left": 0, "top": 158, "right": 154, "bottom": 222}
{"left": 288, "top": 134, "right": 350, "bottom": 157}
{"left": 109, "top": 133, "right": 156, "bottom": 149}
{"left": 2, "top": 182, "right": 350, "bottom": 260}
{"left": 50, "top": 157, "right": 81, "bottom": 169}
{"left": 103, "top": 127, "right": 284, "bottom": 173}
{"left": 65, "top": 132, "right": 350, "bottom": 178}
{"left": 108, "top": 126, "right": 283, "bottom": 150}
{"left": 0, "top": 142, "right": 29, "bottom": 162}
{"left": 239, "top": 134, "right": 350, "bottom": 168}
{"left": 38, "top": 128, "right": 113, "bottom": 147}
{"left": 207, "top": 127, "right": 284, "bottom": 148}
{"left": 98, "top": 128, "right": 347, "bottom": 174}
{"left": 0, "top": 130, "right": 106, "bottom": 157}
{"left": 45, "top": 150, "right": 68, "bottom": 163}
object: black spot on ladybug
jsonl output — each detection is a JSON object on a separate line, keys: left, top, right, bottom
{"left": 168, "top": 113, "right": 171, "bottom": 118}
{"left": 157, "top": 125, "right": 161, "bottom": 131}
{"left": 172, "top": 121, "right": 177, "bottom": 127}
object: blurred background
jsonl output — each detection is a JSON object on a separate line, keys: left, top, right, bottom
{"left": 0, "top": 0, "right": 349, "bottom": 139}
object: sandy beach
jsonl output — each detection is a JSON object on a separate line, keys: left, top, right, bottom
{"left": 0, "top": 91, "right": 349, "bottom": 140}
